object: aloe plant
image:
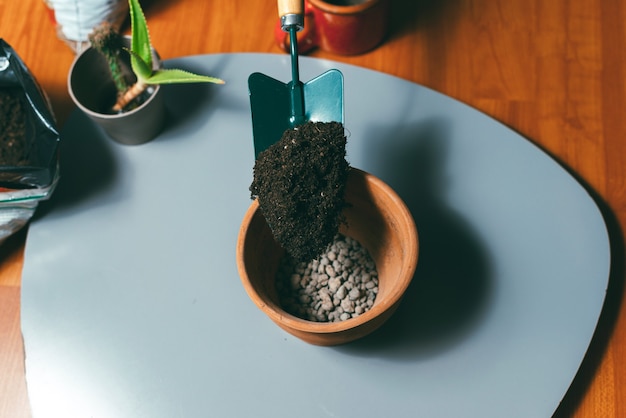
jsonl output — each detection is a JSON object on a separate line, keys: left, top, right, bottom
{"left": 90, "top": 0, "right": 224, "bottom": 112}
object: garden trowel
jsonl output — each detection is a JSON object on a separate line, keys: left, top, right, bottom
{"left": 248, "top": 0, "right": 344, "bottom": 158}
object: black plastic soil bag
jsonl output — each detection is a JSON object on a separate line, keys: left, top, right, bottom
{"left": 0, "top": 38, "right": 60, "bottom": 189}
{"left": 0, "top": 39, "right": 60, "bottom": 242}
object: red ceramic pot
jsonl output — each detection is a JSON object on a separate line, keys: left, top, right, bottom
{"left": 275, "top": 0, "right": 390, "bottom": 56}
{"left": 307, "top": 0, "right": 390, "bottom": 55}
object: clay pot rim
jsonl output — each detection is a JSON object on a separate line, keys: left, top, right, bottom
{"left": 236, "top": 167, "right": 419, "bottom": 336}
{"left": 307, "top": 0, "right": 383, "bottom": 15}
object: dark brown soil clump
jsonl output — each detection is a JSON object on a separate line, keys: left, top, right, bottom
{"left": 0, "top": 88, "right": 30, "bottom": 166}
{"left": 250, "top": 121, "right": 350, "bottom": 262}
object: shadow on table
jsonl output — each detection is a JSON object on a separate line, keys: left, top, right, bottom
{"left": 33, "top": 56, "right": 230, "bottom": 218}
{"left": 550, "top": 177, "right": 625, "bottom": 416}
{"left": 33, "top": 110, "right": 118, "bottom": 218}
{"left": 160, "top": 56, "right": 233, "bottom": 136}
{"left": 336, "top": 118, "right": 493, "bottom": 361}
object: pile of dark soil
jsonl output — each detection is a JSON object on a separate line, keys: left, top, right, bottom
{"left": 0, "top": 88, "right": 29, "bottom": 166}
{"left": 250, "top": 121, "right": 350, "bottom": 262}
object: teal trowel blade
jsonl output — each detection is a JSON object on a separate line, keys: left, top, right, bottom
{"left": 303, "top": 69, "right": 343, "bottom": 124}
{"left": 248, "top": 69, "right": 344, "bottom": 158}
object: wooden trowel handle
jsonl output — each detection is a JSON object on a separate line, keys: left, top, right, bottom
{"left": 278, "top": 0, "right": 304, "bottom": 31}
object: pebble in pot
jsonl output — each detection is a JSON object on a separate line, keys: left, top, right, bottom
{"left": 276, "top": 234, "right": 379, "bottom": 322}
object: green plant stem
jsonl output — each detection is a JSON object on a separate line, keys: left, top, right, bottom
{"left": 108, "top": 53, "right": 130, "bottom": 95}
{"left": 113, "top": 80, "right": 147, "bottom": 111}
{"left": 88, "top": 22, "right": 130, "bottom": 96}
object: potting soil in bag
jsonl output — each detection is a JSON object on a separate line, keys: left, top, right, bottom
{"left": 0, "top": 39, "right": 60, "bottom": 242}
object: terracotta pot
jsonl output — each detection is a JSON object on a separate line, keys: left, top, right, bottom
{"left": 67, "top": 37, "right": 165, "bottom": 145}
{"left": 236, "top": 168, "right": 419, "bottom": 346}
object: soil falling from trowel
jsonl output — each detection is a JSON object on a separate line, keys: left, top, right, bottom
{"left": 250, "top": 121, "right": 350, "bottom": 262}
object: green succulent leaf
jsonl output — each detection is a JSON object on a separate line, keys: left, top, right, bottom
{"left": 129, "top": 0, "right": 153, "bottom": 69}
{"left": 126, "top": 0, "right": 224, "bottom": 88}
{"left": 126, "top": 48, "right": 153, "bottom": 83}
{"left": 145, "top": 69, "right": 225, "bottom": 85}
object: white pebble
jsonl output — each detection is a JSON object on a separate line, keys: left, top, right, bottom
{"left": 336, "top": 285, "right": 347, "bottom": 300}
{"left": 290, "top": 274, "right": 301, "bottom": 289}
{"left": 325, "top": 265, "right": 336, "bottom": 277}
{"left": 341, "top": 298, "right": 355, "bottom": 313}
{"left": 328, "top": 277, "right": 341, "bottom": 292}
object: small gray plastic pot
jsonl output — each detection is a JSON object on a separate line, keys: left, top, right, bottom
{"left": 67, "top": 37, "right": 165, "bottom": 145}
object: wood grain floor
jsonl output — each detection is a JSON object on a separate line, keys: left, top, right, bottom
{"left": 0, "top": 0, "right": 624, "bottom": 416}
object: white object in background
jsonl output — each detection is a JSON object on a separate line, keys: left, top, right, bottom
{"left": 44, "top": 0, "right": 128, "bottom": 53}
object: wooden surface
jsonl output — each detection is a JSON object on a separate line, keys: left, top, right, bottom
{"left": 0, "top": 0, "right": 624, "bottom": 416}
